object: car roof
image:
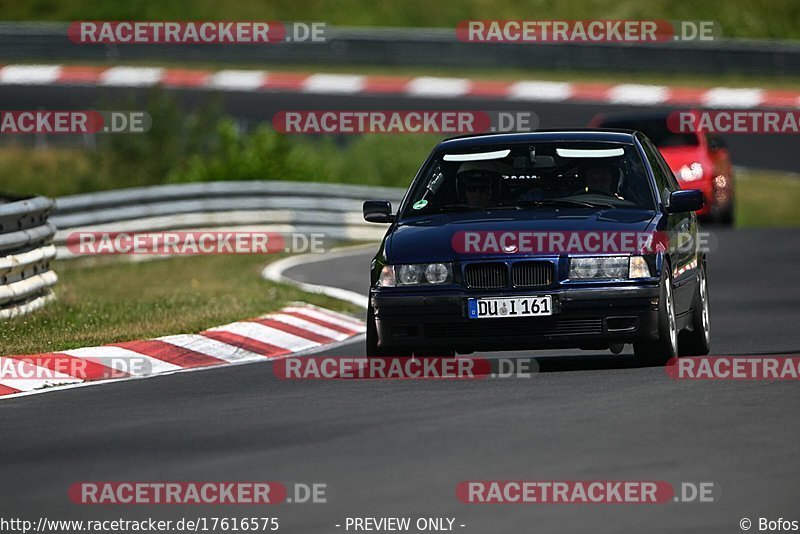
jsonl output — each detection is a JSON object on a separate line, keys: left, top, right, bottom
{"left": 437, "top": 129, "right": 637, "bottom": 151}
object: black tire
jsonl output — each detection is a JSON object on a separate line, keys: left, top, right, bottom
{"left": 634, "top": 265, "right": 678, "bottom": 366}
{"left": 366, "top": 304, "right": 411, "bottom": 357}
{"left": 366, "top": 303, "right": 387, "bottom": 357}
{"left": 679, "top": 261, "right": 711, "bottom": 356}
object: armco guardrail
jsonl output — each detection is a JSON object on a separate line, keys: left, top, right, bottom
{"left": 0, "top": 194, "right": 58, "bottom": 319}
{"left": 1, "top": 23, "right": 799, "bottom": 76}
{"left": 51, "top": 181, "right": 406, "bottom": 258}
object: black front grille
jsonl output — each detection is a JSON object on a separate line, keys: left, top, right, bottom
{"left": 425, "top": 318, "right": 603, "bottom": 338}
{"left": 512, "top": 261, "right": 553, "bottom": 287}
{"left": 464, "top": 263, "right": 508, "bottom": 289}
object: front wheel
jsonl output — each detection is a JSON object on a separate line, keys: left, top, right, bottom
{"left": 679, "top": 261, "right": 711, "bottom": 356}
{"left": 366, "top": 304, "right": 411, "bottom": 357}
{"left": 634, "top": 266, "right": 678, "bottom": 365}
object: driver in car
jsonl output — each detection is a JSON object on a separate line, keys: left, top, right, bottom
{"left": 582, "top": 164, "right": 624, "bottom": 200}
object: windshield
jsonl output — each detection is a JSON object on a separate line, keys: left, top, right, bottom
{"left": 400, "top": 141, "right": 655, "bottom": 219}
{"left": 599, "top": 117, "right": 699, "bottom": 148}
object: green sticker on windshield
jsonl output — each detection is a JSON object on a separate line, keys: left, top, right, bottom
{"left": 413, "top": 199, "right": 428, "bottom": 210}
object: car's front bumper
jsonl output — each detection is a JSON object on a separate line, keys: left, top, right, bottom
{"left": 371, "top": 285, "right": 661, "bottom": 352}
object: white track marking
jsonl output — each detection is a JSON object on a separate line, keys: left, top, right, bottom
{"left": 266, "top": 313, "right": 350, "bottom": 341}
{"left": 608, "top": 84, "right": 668, "bottom": 105}
{"left": 282, "top": 306, "right": 366, "bottom": 332}
{"left": 702, "top": 87, "right": 764, "bottom": 108}
{"left": 299, "top": 303, "right": 365, "bottom": 327}
{"left": 206, "top": 321, "right": 319, "bottom": 352}
{"left": 0, "top": 65, "right": 62, "bottom": 84}
{"left": 62, "top": 346, "right": 181, "bottom": 376}
{"left": 0, "top": 245, "right": 368, "bottom": 401}
{"left": 508, "top": 81, "right": 573, "bottom": 101}
{"left": 407, "top": 77, "right": 470, "bottom": 98}
{"left": 303, "top": 74, "right": 365, "bottom": 94}
{"left": 262, "top": 244, "right": 374, "bottom": 309}
{"left": 0, "top": 357, "right": 82, "bottom": 391}
{"left": 100, "top": 67, "right": 164, "bottom": 86}
{"left": 157, "top": 334, "right": 267, "bottom": 362}
{"left": 1, "top": 329, "right": 364, "bottom": 400}
{"left": 208, "top": 70, "right": 268, "bottom": 90}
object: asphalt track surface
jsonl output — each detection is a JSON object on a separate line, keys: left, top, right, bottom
{"left": 0, "top": 85, "right": 798, "bottom": 173}
{"left": 1, "top": 228, "right": 798, "bottom": 533}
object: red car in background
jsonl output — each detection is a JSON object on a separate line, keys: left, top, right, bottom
{"left": 590, "top": 112, "right": 735, "bottom": 225}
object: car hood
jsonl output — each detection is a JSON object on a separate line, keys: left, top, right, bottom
{"left": 387, "top": 209, "right": 658, "bottom": 263}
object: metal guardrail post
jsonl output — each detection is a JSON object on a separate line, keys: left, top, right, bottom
{"left": 0, "top": 194, "right": 58, "bottom": 320}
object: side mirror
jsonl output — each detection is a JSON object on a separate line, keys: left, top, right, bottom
{"left": 667, "top": 189, "right": 704, "bottom": 213}
{"left": 363, "top": 200, "right": 394, "bottom": 223}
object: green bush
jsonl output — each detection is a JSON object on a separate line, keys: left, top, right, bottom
{"left": 0, "top": 89, "right": 443, "bottom": 196}
{"left": 167, "top": 120, "right": 439, "bottom": 188}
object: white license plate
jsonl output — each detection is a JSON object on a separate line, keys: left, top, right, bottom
{"left": 467, "top": 296, "right": 553, "bottom": 319}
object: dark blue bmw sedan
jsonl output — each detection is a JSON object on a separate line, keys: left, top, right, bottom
{"left": 363, "top": 130, "right": 711, "bottom": 364}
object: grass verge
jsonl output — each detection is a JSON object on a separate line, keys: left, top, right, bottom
{"left": 0, "top": 253, "right": 362, "bottom": 355}
{"left": 735, "top": 168, "right": 800, "bottom": 227}
{"left": 1, "top": 0, "right": 798, "bottom": 40}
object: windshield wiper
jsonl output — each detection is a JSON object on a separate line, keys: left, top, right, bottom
{"left": 512, "top": 199, "right": 616, "bottom": 209}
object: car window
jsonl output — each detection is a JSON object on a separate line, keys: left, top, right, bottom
{"left": 643, "top": 136, "right": 681, "bottom": 191}
{"left": 399, "top": 141, "right": 656, "bottom": 220}
{"left": 662, "top": 157, "right": 681, "bottom": 191}
{"left": 639, "top": 135, "right": 673, "bottom": 204}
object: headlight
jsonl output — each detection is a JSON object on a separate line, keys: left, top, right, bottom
{"left": 397, "top": 264, "right": 423, "bottom": 285}
{"left": 569, "top": 256, "right": 651, "bottom": 279}
{"left": 424, "top": 263, "right": 450, "bottom": 284}
{"left": 570, "top": 257, "right": 629, "bottom": 279}
{"left": 378, "top": 263, "right": 452, "bottom": 287}
{"left": 570, "top": 257, "right": 601, "bottom": 278}
{"left": 678, "top": 162, "right": 704, "bottom": 182}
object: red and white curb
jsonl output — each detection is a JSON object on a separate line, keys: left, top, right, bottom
{"left": 0, "top": 303, "right": 364, "bottom": 399}
{"left": 0, "top": 63, "right": 798, "bottom": 109}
